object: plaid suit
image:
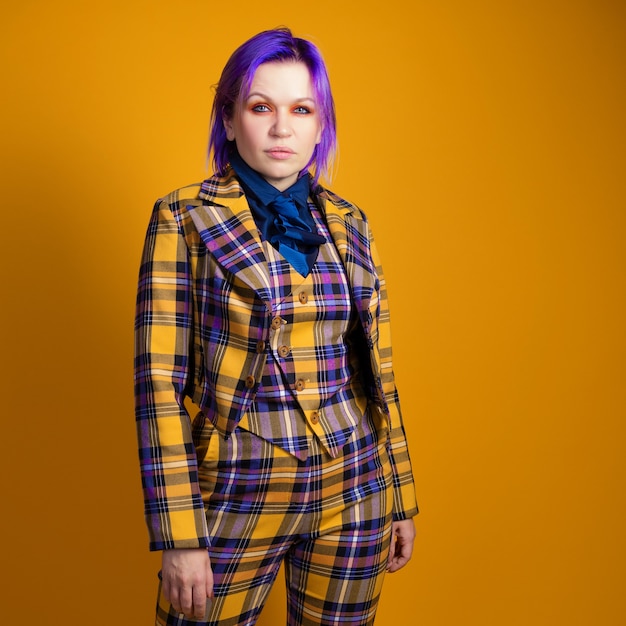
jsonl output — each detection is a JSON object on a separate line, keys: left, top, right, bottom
{"left": 135, "top": 168, "right": 418, "bottom": 624}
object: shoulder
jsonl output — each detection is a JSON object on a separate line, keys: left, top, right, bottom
{"left": 314, "top": 183, "right": 368, "bottom": 222}
{"left": 157, "top": 182, "right": 204, "bottom": 211}
{"left": 157, "top": 167, "right": 244, "bottom": 211}
{"left": 199, "top": 167, "right": 244, "bottom": 202}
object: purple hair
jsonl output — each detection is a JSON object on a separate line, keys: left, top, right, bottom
{"left": 208, "top": 27, "right": 337, "bottom": 185}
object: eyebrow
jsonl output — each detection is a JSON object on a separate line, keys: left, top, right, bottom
{"left": 246, "top": 92, "right": 316, "bottom": 104}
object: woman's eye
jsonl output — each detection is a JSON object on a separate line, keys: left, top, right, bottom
{"left": 251, "top": 104, "right": 270, "bottom": 112}
{"left": 294, "top": 106, "right": 311, "bottom": 114}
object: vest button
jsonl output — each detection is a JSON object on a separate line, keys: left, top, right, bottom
{"left": 278, "top": 345, "right": 291, "bottom": 358}
{"left": 271, "top": 316, "right": 283, "bottom": 330}
{"left": 298, "top": 291, "right": 308, "bottom": 304}
{"left": 244, "top": 375, "right": 256, "bottom": 389}
{"left": 310, "top": 411, "right": 320, "bottom": 425}
{"left": 295, "top": 378, "right": 306, "bottom": 391}
{"left": 256, "top": 340, "right": 266, "bottom": 353}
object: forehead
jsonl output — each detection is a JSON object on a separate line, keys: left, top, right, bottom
{"left": 245, "top": 61, "right": 315, "bottom": 99}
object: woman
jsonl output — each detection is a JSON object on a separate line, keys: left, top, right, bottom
{"left": 134, "top": 27, "right": 418, "bottom": 626}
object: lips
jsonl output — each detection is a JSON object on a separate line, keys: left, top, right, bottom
{"left": 266, "top": 147, "right": 295, "bottom": 160}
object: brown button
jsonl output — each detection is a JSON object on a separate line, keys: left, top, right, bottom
{"left": 295, "top": 379, "right": 306, "bottom": 391}
{"left": 271, "top": 316, "right": 283, "bottom": 330}
{"left": 310, "top": 411, "right": 320, "bottom": 425}
{"left": 278, "top": 345, "right": 291, "bottom": 358}
{"left": 256, "top": 340, "right": 266, "bottom": 353}
{"left": 244, "top": 375, "right": 256, "bottom": 389}
{"left": 298, "top": 291, "right": 308, "bottom": 304}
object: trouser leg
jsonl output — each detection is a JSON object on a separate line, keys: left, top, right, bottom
{"left": 155, "top": 407, "right": 394, "bottom": 626}
{"left": 155, "top": 492, "right": 392, "bottom": 626}
{"left": 285, "top": 407, "right": 395, "bottom": 626}
{"left": 155, "top": 531, "right": 288, "bottom": 626}
{"left": 284, "top": 485, "right": 393, "bottom": 626}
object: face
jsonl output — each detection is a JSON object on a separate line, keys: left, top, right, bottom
{"left": 224, "top": 61, "right": 322, "bottom": 191}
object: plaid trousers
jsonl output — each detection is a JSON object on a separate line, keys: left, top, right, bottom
{"left": 155, "top": 406, "right": 394, "bottom": 626}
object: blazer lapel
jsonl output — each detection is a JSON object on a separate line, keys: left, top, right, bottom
{"left": 321, "top": 194, "right": 378, "bottom": 325}
{"left": 187, "top": 194, "right": 274, "bottom": 309}
{"left": 185, "top": 172, "right": 378, "bottom": 320}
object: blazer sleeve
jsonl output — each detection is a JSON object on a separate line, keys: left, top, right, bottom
{"left": 370, "top": 235, "right": 420, "bottom": 521}
{"left": 134, "top": 198, "right": 210, "bottom": 551}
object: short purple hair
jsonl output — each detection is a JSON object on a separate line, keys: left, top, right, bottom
{"left": 208, "top": 27, "right": 337, "bottom": 184}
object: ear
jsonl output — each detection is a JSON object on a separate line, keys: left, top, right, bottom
{"left": 223, "top": 116, "right": 236, "bottom": 141}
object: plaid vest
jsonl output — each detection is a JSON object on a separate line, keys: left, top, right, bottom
{"left": 238, "top": 203, "right": 369, "bottom": 460}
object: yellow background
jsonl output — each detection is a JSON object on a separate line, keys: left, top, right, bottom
{"left": 1, "top": 1, "right": 624, "bottom": 624}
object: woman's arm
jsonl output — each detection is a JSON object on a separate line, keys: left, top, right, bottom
{"left": 134, "top": 197, "right": 210, "bottom": 550}
{"left": 369, "top": 233, "right": 420, "bottom": 520}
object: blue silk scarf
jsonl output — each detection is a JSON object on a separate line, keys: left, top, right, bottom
{"left": 229, "top": 149, "right": 325, "bottom": 276}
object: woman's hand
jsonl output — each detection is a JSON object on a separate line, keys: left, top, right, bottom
{"left": 161, "top": 548, "right": 214, "bottom": 619}
{"left": 387, "top": 518, "right": 416, "bottom": 573}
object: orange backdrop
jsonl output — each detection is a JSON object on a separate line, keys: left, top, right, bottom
{"left": 1, "top": 1, "right": 624, "bottom": 624}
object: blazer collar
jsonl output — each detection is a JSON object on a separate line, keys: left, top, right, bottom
{"left": 191, "top": 171, "right": 274, "bottom": 308}
{"left": 190, "top": 169, "right": 377, "bottom": 317}
{"left": 320, "top": 192, "right": 378, "bottom": 324}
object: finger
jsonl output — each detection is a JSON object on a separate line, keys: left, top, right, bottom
{"left": 192, "top": 585, "right": 208, "bottom": 619}
{"left": 161, "top": 578, "right": 172, "bottom": 604}
{"left": 388, "top": 554, "right": 407, "bottom": 573}
{"left": 388, "top": 538, "right": 414, "bottom": 572}
{"left": 206, "top": 561, "right": 215, "bottom": 599}
{"left": 179, "top": 586, "right": 194, "bottom": 617}
{"left": 162, "top": 578, "right": 181, "bottom": 613}
{"left": 401, "top": 539, "right": 414, "bottom": 563}
{"left": 387, "top": 532, "right": 397, "bottom": 570}
{"left": 387, "top": 533, "right": 396, "bottom": 569}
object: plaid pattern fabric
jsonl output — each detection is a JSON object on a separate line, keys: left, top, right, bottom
{"left": 134, "top": 168, "right": 418, "bottom": 551}
{"left": 239, "top": 211, "right": 370, "bottom": 461}
{"left": 157, "top": 408, "right": 394, "bottom": 626}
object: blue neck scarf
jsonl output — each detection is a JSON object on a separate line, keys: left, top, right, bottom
{"left": 229, "top": 149, "right": 325, "bottom": 276}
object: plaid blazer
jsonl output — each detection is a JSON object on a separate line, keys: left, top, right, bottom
{"left": 134, "top": 167, "right": 418, "bottom": 549}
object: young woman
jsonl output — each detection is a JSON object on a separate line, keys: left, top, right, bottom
{"left": 134, "top": 27, "right": 418, "bottom": 626}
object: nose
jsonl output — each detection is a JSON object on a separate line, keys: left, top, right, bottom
{"left": 271, "top": 110, "right": 291, "bottom": 137}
